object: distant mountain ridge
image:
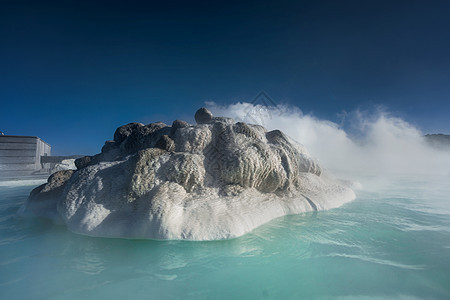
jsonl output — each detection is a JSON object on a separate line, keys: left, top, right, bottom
{"left": 424, "top": 134, "right": 450, "bottom": 149}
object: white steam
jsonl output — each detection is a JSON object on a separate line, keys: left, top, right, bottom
{"left": 206, "top": 102, "right": 450, "bottom": 177}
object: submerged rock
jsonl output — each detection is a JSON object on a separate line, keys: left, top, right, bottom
{"left": 20, "top": 108, "right": 355, "bottom": 240}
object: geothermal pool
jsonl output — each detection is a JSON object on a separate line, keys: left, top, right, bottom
{"left": 0, "top": 174, "right": 449, "bottom": 299}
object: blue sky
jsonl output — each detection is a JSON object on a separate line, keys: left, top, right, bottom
{"left": 1, "top": 0, "right": 449, "bottom": 155}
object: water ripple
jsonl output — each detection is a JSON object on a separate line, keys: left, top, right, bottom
{"left": 326, "top": 253, "right": 426, "bottom": 270}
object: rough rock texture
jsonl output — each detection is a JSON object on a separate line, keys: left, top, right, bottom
{"left": 20, "top": 108, "right": 355, "bottom": 240}
{"left": 101, "top": 140, "right": 117, "bottom": 153}
{"left": 155, "top": 135, "right": 175, "bottom": 152}
{"left": 19, "top": 170, "right": 74, "bottom": 221}
{"left": 194, "top": 107, "right": 213, "bottom": 124}
{"left": 51, "top": 159, "right": 76, "bottom": 173}
{"left": 171, "top": 120, "right": 190, "bottom": 135}
{"left": 114, "top": 122, "right": 144, "bottom": 144}
{"left": 75, "top": 155, "right": 97, "bottom": 169}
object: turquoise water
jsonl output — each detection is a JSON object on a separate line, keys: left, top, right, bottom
{"left": 1, "top": 175, "right": 449, "bottom": 299}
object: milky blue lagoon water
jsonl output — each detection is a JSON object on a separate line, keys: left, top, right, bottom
{"left": 1, "top": 175, "right": 449, "bottom": 299}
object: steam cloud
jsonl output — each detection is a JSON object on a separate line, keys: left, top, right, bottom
{"left": 206, "top": 102, "right": 450, "bottom": 178}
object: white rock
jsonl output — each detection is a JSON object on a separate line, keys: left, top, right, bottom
{"left": 20, "top": 111, "right": 356, "bottom": 240}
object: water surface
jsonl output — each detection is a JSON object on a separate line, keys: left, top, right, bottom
{"left": 0, "top": 175, "right": 449, "bottom": 299}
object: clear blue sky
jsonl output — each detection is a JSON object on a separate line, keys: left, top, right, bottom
{"left": 1, "top": 0, "right": 449, "bottom": 155}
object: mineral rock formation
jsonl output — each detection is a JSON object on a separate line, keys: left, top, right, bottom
{"left": 194, "top": 107, "right": 213, "bottom": 124}
{"left": 19, "top": 108, "right": 355, "bottom": 240}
